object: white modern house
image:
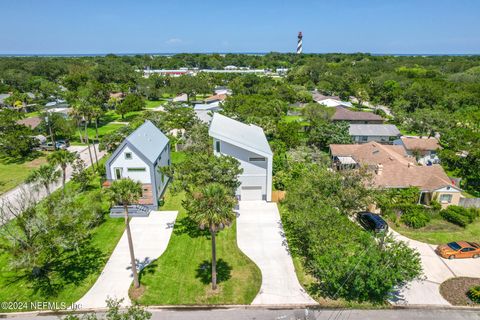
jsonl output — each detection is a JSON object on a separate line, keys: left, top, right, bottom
{"left": 105, "top": 121, "right": 170, "bottom": 212}
{"left": 209, "top": 113, "right": 273, "bottom": 201}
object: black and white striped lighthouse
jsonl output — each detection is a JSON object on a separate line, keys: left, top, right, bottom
{"left": 296, "top": 31, "right": 303, "bottom": 54}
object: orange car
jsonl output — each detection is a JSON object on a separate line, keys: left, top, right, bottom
{"left": 436, "top": 241, "right": 480, "bottom": 259}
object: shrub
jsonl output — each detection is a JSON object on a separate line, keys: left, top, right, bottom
{"left": 468, "top": 286, "right": 480, "bottom": 304}
{"left": 440, "top": 205, "right": 478, "bottom": 227}
{"left": 400, "top": 205, "right": 431, "bottom": 229}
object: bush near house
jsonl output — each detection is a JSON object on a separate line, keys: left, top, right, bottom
{"left": 468, "top": 286, "right": 480, "bottom": 304}
{"left": 400, "top": 205, "right": 431, "bottom": 229}
{"left": 440, "top": 206, "right": 479, "bottom": 227}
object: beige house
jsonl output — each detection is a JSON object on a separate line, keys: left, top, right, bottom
{"left": 394, "top": 136, "right": 441, "bottom": 165}
{"left": 330, "top": 142, "right": 462, "bottom": 208}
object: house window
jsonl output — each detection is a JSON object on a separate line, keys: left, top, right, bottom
{"left": 360, "top": 136, "right": 368, "bottom": 142}
{"left": 114, "top": 168, "right": 122, "bottom": 179}
{"left": 125, "top": 152, "right": 132, "bottom": 160}
{"left": 439, "top": 194, "right": 452, "bottom": 203}
{"left": 127, "top": 168, "right": 146, "bottom": 172}
{"left": 249, "top": 157, "right": 266, "bottom": 162}
{"left": 215, "top": 140, "right": 221, "bottom": 152}
{"left": 161, "top": 173, "right": 165, "bottom": 183}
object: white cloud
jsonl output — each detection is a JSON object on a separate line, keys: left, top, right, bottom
{"left": 166, "top": 38, "right": 183, "bottom": 45}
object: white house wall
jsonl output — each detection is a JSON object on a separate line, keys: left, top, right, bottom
{"left": 154, "top": 145, "right": 170, "bottom": 196}
{"left": 109, "top": 145, "right": 151, "bottom": 183}
{"left": 214, "top": 139, "right": 270, "bottom": 199}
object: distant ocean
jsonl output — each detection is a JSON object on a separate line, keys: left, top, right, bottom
{"left": 0, "top": 52, "right": 478, "bottom": 57}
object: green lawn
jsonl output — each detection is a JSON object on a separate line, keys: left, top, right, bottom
{"left": 171, "top": 151, "right": 187, "bottom": 164}
{"left": 145, "top": 100, "right": 165, "bottom": 109}
{"left": 0, "top": 169, "right": 125, "bottom": 310}
{"left": 391, "top": 216, "right": 480, "bottom": 244}
{"left": 73, "top": 122, "right": 126, "bottom": 143}
{"left": 283, "top": 115, "right": 303, "bottom": 123}
{"left": 134, "top": 190, "right": 261, "bottom": 305}
{"left": 0, "top": 155, "right": 47, "bottom": 195}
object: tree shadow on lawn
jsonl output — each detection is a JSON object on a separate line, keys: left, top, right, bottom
{"left": 3, "top": 245, "right": 105, "bottom": 298}
{"left": 173, "top": 216, "right": 210, "bottom": 238}
{"left": 195, "top": 259, "right": 232, "bottom": 285}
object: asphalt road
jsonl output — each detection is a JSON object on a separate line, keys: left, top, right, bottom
{"left": 4, "top": 308, "right": 480, "bottom": 320}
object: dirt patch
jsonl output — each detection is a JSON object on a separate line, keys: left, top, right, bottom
{"left": 129, "top": 284, "right": 146, "bottom": 302}
{"left": 26, "top": 157, "right": 47, "bottom": 168}
{"left": 440, "top": 277, "right": 480, "bottom": 306}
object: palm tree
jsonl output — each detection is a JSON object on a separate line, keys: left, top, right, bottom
{"left": 106, "top": 178, "right": 143, "bottom": 288}
{"left": 47, "top": 150, "right": 77, "bottom": 192}
{"left": 26, "top": 164, "right": 61, "bottom": 195}
{"left": 187, "top": 183, "right": 236, "bottom": 290}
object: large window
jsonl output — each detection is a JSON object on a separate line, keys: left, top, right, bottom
{"left": 249, "top": 157, "right": 266, "bottom": 162}
{"left": 439, "top": 194, "right": 452, "bottom": 203}
{"left": 127, "top": 167, "right": 146, "bottom": 172}
{"left": 215, "top": 140, "right": 221, "bottom": 152}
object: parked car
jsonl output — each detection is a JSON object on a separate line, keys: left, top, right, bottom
{"left": 56, "top": 139, "right": 70, "bottom": 147}
{"left": 436, "top": 241, "right": 480, "bottom": 259}
{"left": 39, "top": 141, "right": 67, "bottom": 151}
{"left": 357, "top": 212, "right": 388, "bottom": 233}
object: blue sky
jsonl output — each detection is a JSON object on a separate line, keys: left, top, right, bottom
{"left": 1, "top": 0, "right": 479, "bottom": 54}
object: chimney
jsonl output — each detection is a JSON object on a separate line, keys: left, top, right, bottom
{"left": 408, "top": 162, "right": 413, "bottom": 168}
{"left": 376, "top": 164, "right": 383, "bottom": 175}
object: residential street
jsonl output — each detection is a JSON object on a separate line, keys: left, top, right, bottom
{"left": 76, "top": 210, "right": 178, "bottom": 309}
{"left": 236, "top": 201, "right": 317, "bottom": 305}
{"left": 5, "top": 308, "right": 480, "bottom": 320}
{"left": 0, "top": 144, "right": 105, "bottom": 223}
{"left": 390, "top": 230, "right": 480, "bottom": 306}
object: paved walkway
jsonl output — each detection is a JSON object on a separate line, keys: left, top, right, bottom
{"left": 0, "top": 144, "right": 105, "bottom": 223}
{"left": 390, "top": 230, "right": 480, "bottom": 306}
{"left": 76, "top": 210, "right": 178, "bottom": 309}
{"left": 236, "top": 201, "right": 317, "bottom": 305}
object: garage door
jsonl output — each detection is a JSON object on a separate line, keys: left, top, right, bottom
{"left": 241, "top": 186, "right": 263, "bottom": 201}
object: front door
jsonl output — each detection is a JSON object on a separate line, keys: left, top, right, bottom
{"left": 114, "top": 167, "right": 123, "bottom": 180}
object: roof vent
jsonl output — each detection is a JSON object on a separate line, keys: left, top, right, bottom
{"left": 372, "top": 150, "right": 379, "bottom": 154}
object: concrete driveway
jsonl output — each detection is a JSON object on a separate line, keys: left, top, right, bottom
{"left": 236, "top": 201, "right": 317, "bottom": 305}
{"left": 76, "top": 210, "right": 178, "bottom": 309}
{"left": 390, "top": 230, "right": 480, "bottom": 306}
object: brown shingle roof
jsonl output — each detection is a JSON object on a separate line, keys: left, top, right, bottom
{"left": 17, "top": 116, "right": 42, "bottom": 129}
{"left": 331, "top": 107, "right": 384, "bottom": 121}
{"left": 401, "top": 137, "right": 440, "bottom": 151}
{"left": 205, "top": 93, "right": 227, "bottom": 102}
{"left": 330, "top": 141, "right": 456, "bottom": 192}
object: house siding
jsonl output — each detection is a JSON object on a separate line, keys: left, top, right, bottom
{"left": 109, "top": 145, "right": 152, "bottom": 183}
{"left": 213, "top": 139, "right": 271, "bottom": 200}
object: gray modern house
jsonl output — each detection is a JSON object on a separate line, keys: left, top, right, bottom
{"left": 105, "top": 120, "right": 170, "bottom": 214}
{"left": 349, "top": 124, "right": 401, "bottom": 144}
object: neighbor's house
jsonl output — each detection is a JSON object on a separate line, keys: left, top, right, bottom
{"left": 214, "top": 86, "right": 232, "bottom": 96}
{"left": 204, "top": 93, "right": 228, "bottom": 104}
{"left": 104, "top": 120, "right": 170, "bottom": 211}
{"left": 394, "top": 136, "right": 441, "bottom": 165}
{"left": 194, "top": 102, "right": 222, "bottom": 123}
{"left": 349, "top": 124, "right": 401, "bottom": 144}
{"left": 172, "top": 93, "right": 188, "bottom": 102}
{"left": 331, "top": 107, "right": 384, "bottom": 124}
{"left": 209, "top": 113, "right": 273, "bottom": 201}
{"left": 17, "top": 116, "right": 42, "bottom": 130}
{"left": 330, "top": 142, "right": 462, "bottom": 208}
{"left": 312, "top": 91, "right": 352, "bottom": 108}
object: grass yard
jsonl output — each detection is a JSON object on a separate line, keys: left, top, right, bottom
{"left": 0, "top": 155, "right": 47, "bottom": 195}
{"left": 0, "top": 217, "right": 124, "bottom": 309}
{"left": 0, "top": 169, "right": 125, "bottom": 310}
{"left": 171, "top": 151, "right": 187, "bottom": 164}
{"left": 283, "top": 115, "right": 303, "bottom": 123}
{"left": 391, "top": 216, "right": 480, "bottom": 244}
{"left": 133, "top": 190, "right": 261, "bottom": 305}
{"left": 145, "top": 100, "right": 165, "bottom": 109}
{"left": 73, "top": 122, "right": 127, "bottom": 143}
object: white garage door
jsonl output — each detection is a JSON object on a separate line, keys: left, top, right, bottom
{"left": 241, "top": 186, "right": 263, "bottom": 201}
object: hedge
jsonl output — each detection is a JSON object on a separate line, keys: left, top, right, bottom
{"left": 440, "top": 205, "right": 479, "bottom": 227}
{"left": 400, "top": 205, "right": 431, "bottom": 229}
{"left": 468, "top": 286, "right": 480, "bottom": 304}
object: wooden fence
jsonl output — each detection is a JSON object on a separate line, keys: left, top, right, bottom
{"left": 271, "top": 190, "right": 286, "bottom": 203}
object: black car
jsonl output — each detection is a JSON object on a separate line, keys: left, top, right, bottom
{"left": 357, "top": 212, "right": 388, "bottom": 233}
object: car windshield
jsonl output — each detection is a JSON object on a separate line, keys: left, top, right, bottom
{"left": 447, "top": 242, "right": 461, "bottom": 250}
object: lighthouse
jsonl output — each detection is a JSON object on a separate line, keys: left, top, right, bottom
{"left": 296, "top": 32, "right": 303, "bottom": 54}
